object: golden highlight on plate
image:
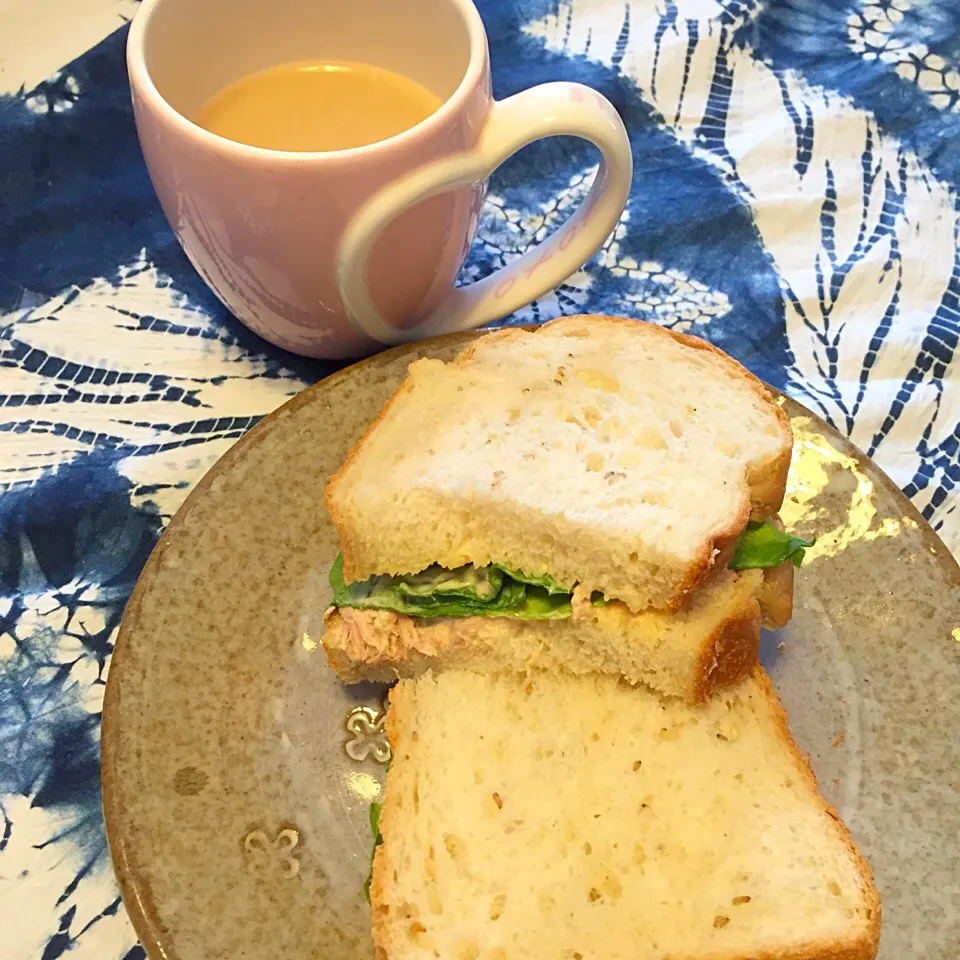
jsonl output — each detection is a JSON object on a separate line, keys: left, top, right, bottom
{"left": 320, "top": 316, "right": 881, "bottom": 960}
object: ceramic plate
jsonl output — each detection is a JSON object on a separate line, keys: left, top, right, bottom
{"left": 102, "top": 332, "right": 960, "bottom": 960}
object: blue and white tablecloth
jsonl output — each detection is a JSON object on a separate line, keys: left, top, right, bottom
{"left": 1, "top": 0, "right": 957, "bottom": 956}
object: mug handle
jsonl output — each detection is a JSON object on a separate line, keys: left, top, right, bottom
{"left": 336, "top": 82, "right": 633, "bottom": 345}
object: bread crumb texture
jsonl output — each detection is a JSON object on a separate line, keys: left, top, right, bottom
{"left": 324, "top": 566, "right": 771, "bottom": 701}
{"left": 328, "top": 317, "right": 792, "bottom": 613}
{"left": 372, "top": 669, "right": 880, "bottom": 960}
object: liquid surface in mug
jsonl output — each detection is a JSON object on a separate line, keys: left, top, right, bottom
{"left": 193, "top": 60, "right": 444, "bottom": 152}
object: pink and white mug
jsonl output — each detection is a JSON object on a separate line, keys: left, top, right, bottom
{"left": 127, "top": 0, "right": 633, "bottom": 358}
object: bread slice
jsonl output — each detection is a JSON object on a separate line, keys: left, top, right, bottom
{"left": 371, "top": 669, "right": 880, "bottom": 960}
{"left": 327, "top": 316, "right": 792, "bottom": 614}
{"left": 323, "top": 565, "right": 792, "bottom": 703}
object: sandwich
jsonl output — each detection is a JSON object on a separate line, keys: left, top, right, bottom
{"left": 370, "top": 667, "right": 881, "bottom": 960}
{"left": 322, "top": 316, "right": 811, "bottom": 702}
{"left": 320, "top": 316, "right": 879, "bottom": 959}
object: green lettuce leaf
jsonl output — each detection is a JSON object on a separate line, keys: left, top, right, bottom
{"left": 363, "top": 800, "right": 383, "bottom": 903}
{"left": 507, "top": 586, "right": 572, "bottom": 619}
{"left": 330, "top": 554, "right": 528, "bottom": 617}
{"left": 330, "top": 554, "right": 569, "bottom": 619}
{"left": 333, "top": 518, "right": 813, "bottom": 624}
{"left": 395, "top": 564, "right": 504, "bottom": 600}
{"left": 728, "top": 521, "right": 815, "bottom": 571}
{"left": 492, "top": 564, "right": 570, "bottom": 595}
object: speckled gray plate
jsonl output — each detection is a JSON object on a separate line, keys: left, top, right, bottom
{"left": 102, "top": 332, "right": 960, "bottom": 960}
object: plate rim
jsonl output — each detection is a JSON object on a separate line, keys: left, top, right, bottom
{"left": 100, "top": 327, "right": 960, "bottom": 960}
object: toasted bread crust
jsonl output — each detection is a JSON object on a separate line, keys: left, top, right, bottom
{"left": 691, "top": 600, "right": 762, "bottom": 704}
{"left": 684, "top": 556, "right": 802, "bottom": 702}
{"left": 328, "top": 316, "right": 793, "bottom": 607}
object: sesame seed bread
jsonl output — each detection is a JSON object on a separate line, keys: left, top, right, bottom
{"left": 371, "top": 668, "right": 880, "bottom": 960}
{"left": 323, "top": 564, "right": 793, "bottom": 704}
{"left": 326, "top": 316, "right": 792, "bottom": 614}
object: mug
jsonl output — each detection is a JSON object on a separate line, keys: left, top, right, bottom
{"left": 127, "top": 0, "right": 633, "bottom": 359}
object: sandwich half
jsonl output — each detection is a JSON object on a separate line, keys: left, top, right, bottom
{"left": 324, "top": 562, "right": 793, "bottom": 703}
{"left": 370, "top": 668, "right": 881, "bottom": 960}
{"left": 323, "top": 317, "right": 810, "bottom": 702}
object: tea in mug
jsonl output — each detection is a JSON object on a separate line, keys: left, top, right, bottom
{"left": 194, "top": 60, "right": 443, "bottom": 152}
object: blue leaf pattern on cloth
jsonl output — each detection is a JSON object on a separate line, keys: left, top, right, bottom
{"left": 0, "top": 1, "right": 958, "bottom": 955}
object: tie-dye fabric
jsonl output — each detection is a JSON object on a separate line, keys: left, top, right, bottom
{"left": 0, "top": 1, "right": 957, "bottom": 957}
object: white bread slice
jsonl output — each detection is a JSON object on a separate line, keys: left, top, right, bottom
{"left": 372, "top": 669, "right": 880, "bottom": 960}
{"left": 327, "top": 316, "right": 792, "bottom": 613}
{"left": 324, "top": 565, "right": 792, "bottom": 704}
